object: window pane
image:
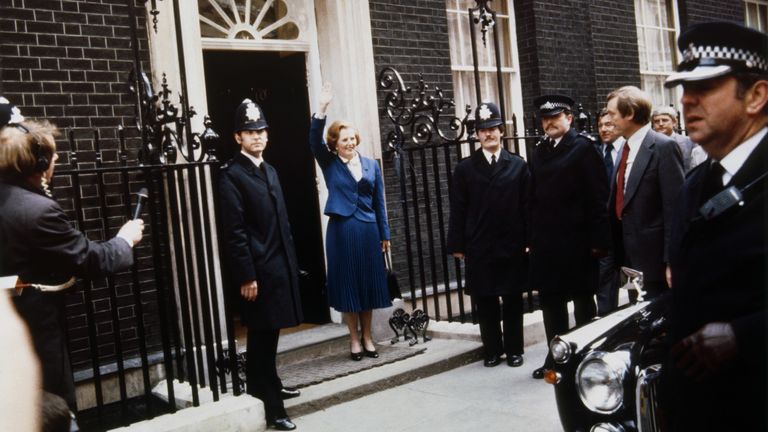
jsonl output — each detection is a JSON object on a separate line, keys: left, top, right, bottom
{"left": 745, "top": 2, "right": 768, "bottom": 32}
{"left": 448, "top": 1, "right": 520, "bottom": 127}
{"left": 643, "top": 75, "right": 663, "bottom": 106}
{"left": 657, "top": 0, "right": 669, "bottom": 28}
{"left": 447, "top": 11, "right": 463, "bottom": 66}
{"left": 496, "top": 15, "right": 512, "bottom": 68}
{"left": 458, "top": 0, "right": 475, "bottom": 10}
{"left": 637, "top": 27, "right": 648, "bottom": 70}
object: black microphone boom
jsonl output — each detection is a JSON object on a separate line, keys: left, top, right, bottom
{"left": 132, "top": 187, "right": 148, "bottom": 220}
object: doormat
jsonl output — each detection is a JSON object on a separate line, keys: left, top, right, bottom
{"left": 279, "top": 344, "right": 427, "bottom": 389}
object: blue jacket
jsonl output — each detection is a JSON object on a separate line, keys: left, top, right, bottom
{"left": 309, "top": 116, "right": 390, "bottom": 240}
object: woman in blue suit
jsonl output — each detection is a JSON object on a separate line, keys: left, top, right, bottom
{"left": 310, "top": 84, "right": 391, "bottom": 361}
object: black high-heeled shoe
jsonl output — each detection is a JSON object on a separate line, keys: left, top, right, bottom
{"left": 362, "top": 338, "right": 379, "bottom": 358}
{"left": 363, "top": 347, "right": 379, "bottom": 358}
{"left": 350, "top": 350, "right": 363, "bottom": 361}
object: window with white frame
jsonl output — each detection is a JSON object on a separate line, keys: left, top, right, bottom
{"left": 634, "top": 0, "right": 680, "bottom": 107}
{"left": 745, "top": 0, "right": 768, "bottom": 32}
{"left": 446, "top": 0, "right": 523, "bottom": 134}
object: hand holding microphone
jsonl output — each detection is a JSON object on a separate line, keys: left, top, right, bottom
{"left": 117, "top": 188, "right": 147, "bottom": 247}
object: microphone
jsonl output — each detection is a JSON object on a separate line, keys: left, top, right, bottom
{"left": 132, "top": 187, "right": 148, "bottom": 220}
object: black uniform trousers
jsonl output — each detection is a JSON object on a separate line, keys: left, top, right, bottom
{"left": 540, "top": 291, "right": 596, "bottom": 368}
{"left": 475, "top": 294, "right": 524, "bottom": 358}
{"left": 246, "top": 328, "right": 286, "bottom": 420}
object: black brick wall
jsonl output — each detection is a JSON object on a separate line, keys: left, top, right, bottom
{"left": 515, "top": 0, "right": 641, "bottom": 115}
{"left": 679, "top": 0, "right": 743, "bottom": 28}
{"left": 0, "top": 0, "right": 160, "bottom": 373}
{"left": 589, "top": 0, "right": 641, "bottom": 105}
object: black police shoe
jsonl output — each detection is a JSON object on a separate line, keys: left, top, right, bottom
{"left": 280, "top": 386, "right": 301, "bottom": 400}
{"left": 269, "top": 417, "right": 296, "bottom": 431}
{"left": 483, "top": 354, "right": 502, "bottom": 367}
{"left": 507, "top": 355, "right": 524, "bottom": 367}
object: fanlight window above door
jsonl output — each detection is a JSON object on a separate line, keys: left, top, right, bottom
{"left": 198, "top": 0, "right": 299, "bottom": 40}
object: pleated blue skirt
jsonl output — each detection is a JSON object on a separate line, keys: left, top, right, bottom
{"left": 326, "top": 215, "right": 391, "bottom": 313}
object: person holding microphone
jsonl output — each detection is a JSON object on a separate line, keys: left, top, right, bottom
{"left": 0, "top": 98, "right": 144, "bottom": 414}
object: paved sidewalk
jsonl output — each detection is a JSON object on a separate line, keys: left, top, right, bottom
{"left": 293, "top": 340, "right": 561, "bottom": 432}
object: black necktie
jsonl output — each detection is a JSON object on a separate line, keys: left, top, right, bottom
{"left": 541, "top": 138, "right": 553, "bottom": 153}
{"left": 700, "top": 161, "right": 725, "bottom": 204}
{"left": 603, "top": 143, "right": 614, "bottom": 178}
{"left": 491, "top": 154, "right": 497, "bottom": 167}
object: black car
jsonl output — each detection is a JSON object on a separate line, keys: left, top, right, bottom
{"left": 545, "top": 269, "right": 670, "bottom": 432}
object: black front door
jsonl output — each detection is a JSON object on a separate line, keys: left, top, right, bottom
{"left": 204, "top": 50, "right": 329, "bottom": 324}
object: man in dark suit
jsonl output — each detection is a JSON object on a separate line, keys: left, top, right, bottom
{"left": 0, "top": 106, "right": 144, "bottom": 415}
{"left": 447, "top": 101, "right": 528, "bottom": 368}
{"left": 662, "top": 22, "right": 768, "bottom": 430}
{"left": 605, "top": 86, "right": 684, "bottom": 299}
{"left": 218, "top": 99, "right": 303, "bottom": 431}
{"left": 528, "top": 95, "right": 610, "bottom": 379}
{"left": 595, "top": 110, "right": 624, "bottom": 316}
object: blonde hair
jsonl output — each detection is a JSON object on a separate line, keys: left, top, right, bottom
{"left": 325, "top": 120, "right": 360, "bottom": 152}
{"left": 0, "top": 120, "right": 59, "bottom": 178}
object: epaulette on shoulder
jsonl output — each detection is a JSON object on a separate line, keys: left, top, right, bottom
{"left": 578, "top": 131, "right": 596, "bottom": 142}
{"left": 219, "top": 161, "right": 232, "bottom": 171}
{"left": 685, "top": 161, "right": 706, "bottom": 179}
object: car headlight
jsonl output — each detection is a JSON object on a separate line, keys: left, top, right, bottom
{"left": 550, "top": 337, "right": 572, "bottom": 363}
{"left": 576, "top": 350, "right": 630, "bottom": 414}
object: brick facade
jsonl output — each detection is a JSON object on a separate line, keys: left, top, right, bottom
{"left": 680, "top": 0, "right": 744, "bottom": 27}
{"left": 514, "top": 0, "right": 641, "bottom": 115}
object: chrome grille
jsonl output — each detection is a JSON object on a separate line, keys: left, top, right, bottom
{"left": 636, "top": 364, "right": 662, "bottom": 432}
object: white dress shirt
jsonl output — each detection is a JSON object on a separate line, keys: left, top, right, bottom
{"left": 340, "top": 152, "right": 363, "bottom": 182}
{"left": 621, "top": 123, "right": 652, "bottom": 190}
{"left": 241, "top": 150, "right": 264, "bottom": 168}
{"left": 482, "top": 147, "right": 502, "bottom": 165}
{"left": 717, "top": 126, "right": 767, "bottom": 186}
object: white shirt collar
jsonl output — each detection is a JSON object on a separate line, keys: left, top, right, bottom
{"left": 482, "top": 147, "right": 501, "bottom": 164}
{"left": 241, "top": 150, "right": 264, "bottom": 168}
{"left": 339, "top": 152, "right": 360, "bottom": 165}
{"left": 718, "top": 126, "right": 768, "bottom": 185}
{"left": 624, "top": 123, "right": 651, "bottom": 163}
{"left": 625, "top": 123, "right": 651, "bottom": 152}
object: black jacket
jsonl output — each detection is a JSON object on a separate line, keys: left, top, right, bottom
{"left": 666, "top": 132, "right": 767, "bottom": 430}
{"left": 528, "top": 128, "right": 610, "bottom": 294}
{"left": 0, "top": 178, "right": 134, "bottom": 408}
{"left": 447, "top": 148, "right": 528, "bottom": 296}
{"left": 218, "top": 153, "right": 303, "bottom": 330}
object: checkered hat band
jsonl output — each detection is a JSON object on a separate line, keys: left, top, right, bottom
{"left": 540, "top": 102, "right": 570, "bottom": 110}
{"left": 682, "top": 43, "right": 768, "bottom": 72}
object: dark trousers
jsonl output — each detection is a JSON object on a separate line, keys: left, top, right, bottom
{"left": 596, "top": 254, "right": 620, "bottom": 316}
{"left": 475, "top": 293, "right": 524, "bottom": 359}
{"left": 540, "top": 292, "right": 596, "bottom": 368}
{"left": 246, "top": 328, "right": 286, "bottom": 420}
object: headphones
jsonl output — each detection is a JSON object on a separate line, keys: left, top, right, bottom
{"left": 16, "top": 125, "right": 50, "bottom": 173}
{"left": 32, "top": 140, "right": 50, "bottom": 172}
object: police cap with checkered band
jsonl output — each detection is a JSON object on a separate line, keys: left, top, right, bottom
{"left": 233, "top": 98, "right": 268, "bottom": 132}
{"left": 533, "top": 94, "right": 574, "bottom": 117}
{"left": 665, "top": 21, "right": 768, "bottom": 87}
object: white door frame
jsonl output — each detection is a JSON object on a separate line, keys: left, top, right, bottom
{"left": 145, "top": 1, "right": 383, "bottom": 324}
